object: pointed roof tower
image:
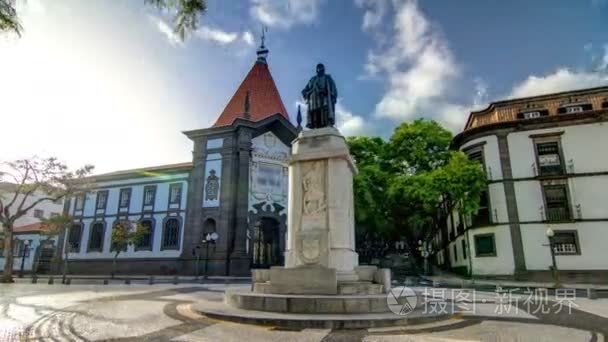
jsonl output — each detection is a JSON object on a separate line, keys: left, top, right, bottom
{"left": 213, "top": 34, "right": 289, "bottom": 127}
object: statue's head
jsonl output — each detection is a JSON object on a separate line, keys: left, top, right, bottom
{"left": 316, "top": 63, "right": 325, "bottom": 76}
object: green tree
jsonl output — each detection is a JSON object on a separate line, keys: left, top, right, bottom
{"left": 0, "top": 157, "right": 93, "bottom": 283}
{"left": 0, "top": 0, "right": 20, "bottom": 36}
{"left": 1, "top": 0, "right": 207, "bottom": 39}
{"left": 110, "top": 221, "right": 148, "bottom": 278}
{"left": 347, "top": 119, "right": 487, "bottom": 263}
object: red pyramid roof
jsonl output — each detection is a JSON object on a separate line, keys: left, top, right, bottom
{"left": 214, "top": 61, "right": 289, "bottom": 127}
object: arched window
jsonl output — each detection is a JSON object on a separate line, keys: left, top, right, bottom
{"left": 162, "top": 218, "right": 180, "bottom": 250}
{"left": 202, "top": 218, "right": 216, "bottom": 235}
{"left": 88, "top": 222, "right": 105, "bottom": 252}
{"left": 68, "top": 223, "right": 83, "bottom": 252}
{"left": 137, "top": 219, "right": 154, "bottom": 250}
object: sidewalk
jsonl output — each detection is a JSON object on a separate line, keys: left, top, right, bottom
{"left": 7, "top": 274, "right": 251, "bottom": 285}
{"left": 423, "top": 273, "right": 608, "bottom": 291}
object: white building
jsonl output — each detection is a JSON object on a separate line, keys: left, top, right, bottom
{"left": 0, "top": 182, "right": 63, "bottom": 273}
{"left": 432, "top": 86, "right": 608, "bottom": 282}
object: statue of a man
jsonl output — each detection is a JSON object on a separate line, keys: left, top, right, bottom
{"left": 301, "top": 63, "right": 337, "bottom": 129}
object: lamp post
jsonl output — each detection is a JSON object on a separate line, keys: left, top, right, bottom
{"left": 193, "top": 245, "right": 201, "bottom": 280}
{"left": 202, "top": 232, "right": 218, "bottom": 279}
{"left": 545, "top": 227, "right": 560, "bottom": 288}
{"left": 19, "top": 239, "right": 32, "bottom": 278}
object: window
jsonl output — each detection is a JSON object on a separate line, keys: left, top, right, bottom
{"left": 544, "top": 184, "right": 570, "bottom": 221}
{"left": 68, "top": 224, "right": 83, "bottom": 252}
{"left": 143, "top": 186, "right": 156, "bottom": 206}
{"left": 119, "top": 188, "right": 131, "bottom": 208}
{"left": 552, "top": 231, "right": 580, "bottom": 255}
{"left": 536, "top": 141, "right": 563, "bottom": 175}
{"left": 96, "top": 191, "right": 108, "bottom": 210}
{"left": 474, "top": 233, "right": 496, "bottom": 257}
{"left": 14, "top": 240, "right": 26, "bottom": 257}
{"left": 558, "top": 104, "right": 592, "bottom": 114}
{"left": 75, "top": 195, "right": 85, "bottom": 211}
{"left": 517, "top": 110, "right": 549, "bottom": 120}
{"left": 88, "top": 222, "right": 105, "bottom": 252}
{"left": 453, "top": 244, "right": 458, "bottom": 261}
{"left": 34, "top": 209, "right": 44, "bottom": 219}
{"left": 162, "top": 218, "right": 180, "bottom": 249}
{"left": 51, "top": 212, "right": 60, "bottom": 218}
{"left": 169, "top": 183, "right": 182, "bottom": 205}
{"left": 136, "top": 220, "right": 154, "bottom": 250}
{"left": 462, "top": 240, "right": 467, "bottom": 259}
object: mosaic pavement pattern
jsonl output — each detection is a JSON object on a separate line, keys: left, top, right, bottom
{"left": 0, "top": 282, "right": 607, "bottom": 341}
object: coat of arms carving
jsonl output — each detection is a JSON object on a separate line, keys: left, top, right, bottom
{"left": 205, "top": 169, "right": 220, "bottom": 201}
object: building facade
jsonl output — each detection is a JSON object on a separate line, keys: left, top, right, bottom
{"left": 0, "top": 183, "right": 63, "bottom": 273}
{"left": 432, "top": 86, "right": 608, "bottom": 282}
{"left": 63, "top": 45, "right": 297, "bottom": 276}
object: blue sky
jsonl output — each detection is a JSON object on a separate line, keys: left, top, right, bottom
{"left": 2, "top": 0, "right": 608, "bottom": 173}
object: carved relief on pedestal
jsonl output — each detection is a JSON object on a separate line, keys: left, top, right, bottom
{"left": 301, "top": 160, "right": 326, "bottom": 218}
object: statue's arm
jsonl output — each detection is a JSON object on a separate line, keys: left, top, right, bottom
{"left": 301, "top": 78, "right": 313, "bottom": 98}
{"left": 329, "top": 75, "right": 338, "bottom": 100}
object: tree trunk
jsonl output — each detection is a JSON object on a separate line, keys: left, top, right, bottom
{"left": 62, "top": 229, "right": 69, "bottom": 282}
{"left": 111, "top": 251, "right": 119, "bottom": 279}
{"left": 2, "top": 227, "right": 15, "bottom": 283}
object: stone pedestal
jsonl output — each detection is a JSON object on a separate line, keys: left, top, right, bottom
{"left": 284, "top": 127, "right": 359, "bottom": 281}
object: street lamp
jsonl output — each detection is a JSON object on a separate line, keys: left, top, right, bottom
{"left": 545, "top": 227, "right": 560, "bottom": 288}
{"left": 417, "top": 240, "right": 429, "bottom": 276}
{"left": 202, "top": 232, "right": 218, "bottom": 279}
{"left": 19, "top": 239, "right": 32, "bottom": 278}
{"left": 193, "top": 246, "right": 201, "bottom": 280}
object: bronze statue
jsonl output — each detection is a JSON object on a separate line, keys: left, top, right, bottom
{"left": 302, "top": 63, "right": 337, "bottom": 129}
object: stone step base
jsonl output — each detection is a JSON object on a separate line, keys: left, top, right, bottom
{"left": 338, "top": 281, "right": 384, "bottom": 295}
{"left": 225, "top": 289, "right": 417, "bottom": 314}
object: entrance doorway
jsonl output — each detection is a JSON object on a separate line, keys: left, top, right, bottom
{"left": 251, "top": 217, "right": 282, "bottom": 268}
{"left": 36, "top": 239, "right": 56, "bottom": 274}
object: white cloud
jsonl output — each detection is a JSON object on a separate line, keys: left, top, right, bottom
{"left": 363, "top": 0, "right": 466, "bottom": 131}
{"left": 195, "top": 26, "right": 239, "bottom": 45}
{"left": 250, "top": 0, "right": 324, "bottom": 29}
{"left": 508, "top": 68, "right": 608, "bottom": 99}
{"left": 242, "top": 31, "right": 255, "bottom": 46}
{"left": 600, "top": 44, "right": 608, "bottom": 70}
{"left": 149, "top": 16, "right": 184, "bottom": 47}
{"left": 355, "top": 0, "right": 389, "bottom": 32}
{"left": 150, "top": 16, "right": 253, "bottom": 47}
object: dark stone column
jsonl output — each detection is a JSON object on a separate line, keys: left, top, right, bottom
{"left": 181, "top": 136, "right": 206, "bottom": 274}
{"left": 497, "top": 132, "right": 527, "bottom": 278}
{"left": 229, "top": 128, "right": 253, "bottom": 276}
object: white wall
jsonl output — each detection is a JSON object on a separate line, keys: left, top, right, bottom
{"left": 461, "top": 135, "right": 503, "bottom": 181}
{"left": 521, "top": 223, "right": 608, "bottom": 271}
{"left": 514, "top": 181, "right": 544, "bottom": 222}
{"left": 569, "top": 175, "right": 608, "bottom": 219}
{"left": 488, "top": 183, "right": 508, "bottom": 223}
{"left": 560, "top": 123, "right": 608, "bottom": 174}
{"left": 468, "top": 225, "right": 515, "bottom": 275}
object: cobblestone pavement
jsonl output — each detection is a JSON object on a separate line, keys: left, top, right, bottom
{"left": 1, "top": 283, "right": 607, "bottom": 341}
